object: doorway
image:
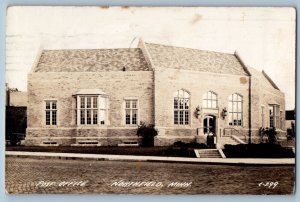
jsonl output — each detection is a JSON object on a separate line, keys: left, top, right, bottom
{"left": 203, "top": 115, "right": 216, "bottom": 148}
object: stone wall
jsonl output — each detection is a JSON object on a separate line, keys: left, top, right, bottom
{"left": 25, "top": 61, "right": 286, "bottom": 146}
{"left": 153, "top": 68, "right": 250, "bottom": 146}
{"left": 25, "top": 71, "right": 154, "bottom": 145}
{"left": 250, "top": 68, "right": 286, "bottom": 141}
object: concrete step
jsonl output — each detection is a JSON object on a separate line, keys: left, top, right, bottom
{"left": 197, "top": 149, "right": 222, "bottom": 158}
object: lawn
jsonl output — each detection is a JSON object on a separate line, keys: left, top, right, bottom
{"left": 6, "top": 143, "right": 295, "bottom": 158}
{"left": 6, "top": 146, "right": 197, "bottom": 158}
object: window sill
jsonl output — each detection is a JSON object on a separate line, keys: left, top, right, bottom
{"left": 44, "top": 125, "right": 58, "bottom": 128}
{"left": 124, "top": 125, "right": 139, "bottom": 127}
{"left": 76, "top": 125, "right": 108, "bottom": 128}
{"left": 173, "top": 124, "right": 191, "bottom": 128}
{"left": 227, "top": 125, "right": 244, "bottom": 128}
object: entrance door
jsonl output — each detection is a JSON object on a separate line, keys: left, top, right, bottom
{"left": 203, "top": 115, "right": 216, "bottom": 148}
{"left": 203, "top": 115, "right": 216, "bottom": 134}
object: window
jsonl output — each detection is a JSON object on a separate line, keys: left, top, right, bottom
{"left": 45, "top": 100, "right": 57, "bottom": 125}
{"left": 269, "top": 105, "right": 280, "bottom": 128}
{"left": 280, "top": 111, "right": 284, "bottom": 130}
{"left": 174, "top": 89, "right": 190, "bottom": 125}
{"left": 78, "top": 96, "right": 106, "bottom": 125}
{"left": 125, "top": 100, "right": 138, "bottom": 125}
{"left": 202, "top": 91, "right": 218, "bottom": 108}
{"left": 261, "top": 106, "right": 265, "bottom": 127}
{"left": 228, "top": 93, "right": 243, "bottom": 126}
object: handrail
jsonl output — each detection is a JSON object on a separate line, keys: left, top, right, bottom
{"left": 232, "top": 135, "right": 246, "bottom": 144}
{"left": 223, "top": 127, "right": 247, "bottom": 143}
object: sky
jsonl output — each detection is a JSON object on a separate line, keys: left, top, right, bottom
{"left": 5, "top": 7, "right": 295, "bottom": 109}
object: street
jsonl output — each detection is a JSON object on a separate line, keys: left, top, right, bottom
{"left": 6, "top": 157, "right": 295, "bottom": 194}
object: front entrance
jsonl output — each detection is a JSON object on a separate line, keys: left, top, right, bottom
{"left": 203, "top": 115, "right": 216, "bottom": 148}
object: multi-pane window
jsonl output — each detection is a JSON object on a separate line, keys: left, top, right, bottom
{"left": 125, "top": 100, "right": 138, "bottom": 125}
{"left": 269, "top": 105, "right": 280, "bottom": 128}
{"left": 45, "top": 100, "right": 57, "bottom": 125}
{"left": 280, "top": 111, "right": 284, "bottom": 130}
{"left": 228, "top": 93, "right": 243, "bottom": 126}
{"left": 261, "top": 106, "right": 265, "bottom": 127}
{"left": 202, "top": 91, "right": 218, "bottom": 108}
{"left": 174, "top": 89, "right": 190, "bottom": 125}
{"left": 78, "top": 96, "right": 106, "bottom": 125}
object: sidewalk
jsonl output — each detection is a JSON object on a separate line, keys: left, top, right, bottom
{"left": 5, "top": 151, "right": 295, "bottom": 166}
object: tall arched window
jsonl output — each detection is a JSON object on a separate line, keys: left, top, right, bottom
{"left": 174, "top": 89, "right": 190, "bottom": 125}
{"left": 202, "top": 91, "right": 218, "bottom": 108}
{"left": 228, "top": 93, "right": 243, "bottom": 126}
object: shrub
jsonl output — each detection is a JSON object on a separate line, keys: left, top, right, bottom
{"left": 287, "top": 122, "right": 295, "bottom": 139}
{"left": 163, "top": 147, "right": 196, "bottom": 157}
{"left": 173, "top": 141, "right": 207, "bottom": 149}
{"left": 259, "top": 127, "right": 278, "bottom": 144}
{"left": 223, "top": 143, "right": 295, "bottom": 158}
{"left": 137, "top": 122, "right": 158, "bottom": 147}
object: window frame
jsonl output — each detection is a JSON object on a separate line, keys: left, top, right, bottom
{"left": 124, "top": 99, "right": 139, "bottom": 125}
{"left": 280, "top": 110, "right": 284, "bottom": 130}
{"left": 173, "top": 89, "right": 190, "bottom": 125}
{"left": 261, "top": 105, "right": 265, "bottom": 127}
{"left": 269, "top": 104, "right": 280, "bottom": 128}
{"left": 76, "top": 95, "right": 107, "bottom": 126}
{"left": 44, "top": 100, "right": 57, "bottom": 126}
{"left": 228, "top": 93, "right": 243, "bottom": 126}
{"left": 202, "top": 91, "right": 218, "bottom": 109}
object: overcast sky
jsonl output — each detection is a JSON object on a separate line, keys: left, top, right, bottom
{"left": 6, "top": 7, "right": 295, "bottom": 109}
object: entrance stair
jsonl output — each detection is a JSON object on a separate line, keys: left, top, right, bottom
{"left": 195, "top": 149, "right": 225, "bottom": 158}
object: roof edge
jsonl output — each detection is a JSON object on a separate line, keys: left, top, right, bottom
{"left": 30, "top": 46, "right": 44, "bottom": 73}
{"left": 145, "top": 42, "right": 234, "bottom": 56}
{"left": 138, "top": 38, "right": 154, "bottom": 70}
{"left": 234, "top": 51, "right": 251, "bottom": 76}
{"left": 262, "top": 70, "right": 280, "bottom": 90}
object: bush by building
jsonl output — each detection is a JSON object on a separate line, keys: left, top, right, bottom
{"left": 223, "top": 143, "right": 295, "bottom": 158}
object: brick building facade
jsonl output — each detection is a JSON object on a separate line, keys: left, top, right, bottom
{"left": 24, "top": 39, "right": 286, "bottom": 147}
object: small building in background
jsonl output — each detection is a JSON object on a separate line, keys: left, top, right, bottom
{"left": 285, "top": 109, "right": 295, "bottom": 139}
{"left": 5, "top": 87, "right": 27, "bottom": 145}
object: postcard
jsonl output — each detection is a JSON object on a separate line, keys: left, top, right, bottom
{"left": 5, "top": 6, "right": 295, "bottom": 194}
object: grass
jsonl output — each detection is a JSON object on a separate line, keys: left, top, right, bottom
{"left": 6, "top": 143, "right": 294, "bottom": 158}
{"left": 6, "top": 146, "right": 197, "bottom": 158}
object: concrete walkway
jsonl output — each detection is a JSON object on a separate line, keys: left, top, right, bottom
{"left": 5, "top": 151, "right": 295, "bottom": 166}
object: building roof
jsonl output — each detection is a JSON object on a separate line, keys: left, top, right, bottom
{"left": 33, "top": 41, "right": 251, "bottom": 76}
{"left": 262, "top": 71, "right": 280, "bottom": 90}
{"left": 34, "top": 48, "right": 150, "bottom": 72}
{"left": 247, "top": 67, "right": 280, "bottom": 90}
{"left": 144, "top": 43, "right": 249, "bottom": 75}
